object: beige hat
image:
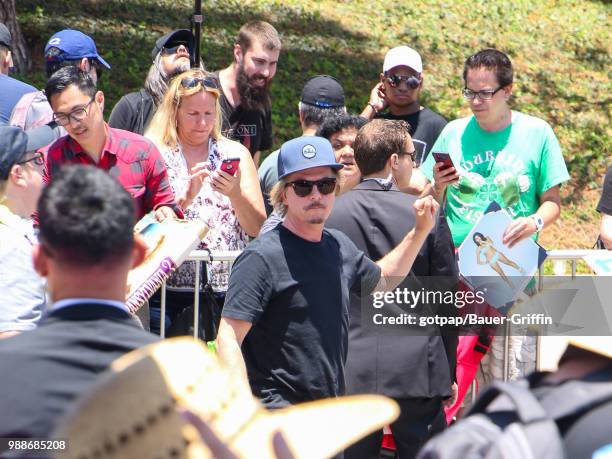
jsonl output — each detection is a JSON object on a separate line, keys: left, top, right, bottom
{"left": 539, "top": 336, "right": 612, "bottom": 371}
{"left": 52, "top": 338, "right": 399, "bottom": 458}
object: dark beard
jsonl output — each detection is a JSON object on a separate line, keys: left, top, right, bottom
{"left": 236, "top": 62, "right": 272, "bottom": 112}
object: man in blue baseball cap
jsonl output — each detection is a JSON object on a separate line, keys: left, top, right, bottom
{"left": 217, "top": 135, "right": 440, "bottom": 409}
{"left": 10, "top": 29, "right": 110, "bottom": 134}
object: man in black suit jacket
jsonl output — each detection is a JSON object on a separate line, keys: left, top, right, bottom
{"left": 326, "top": 119, "right": 458, "bottom": 459}
{"left": 0, "top": 165, "right": 159, "bottom": 440}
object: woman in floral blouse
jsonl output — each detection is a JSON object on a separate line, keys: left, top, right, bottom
{"left": 145, "top": 69, "right": 265, "bottom": 337}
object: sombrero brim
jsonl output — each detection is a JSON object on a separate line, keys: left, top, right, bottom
{"left": 52, "top": 338, "right": 399, "bottom": 458}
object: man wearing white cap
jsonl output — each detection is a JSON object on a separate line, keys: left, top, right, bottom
{"left": 217, "top": 135, "right": 439, "bottom": 409}
{"left": 361, "top": 46, "right": 447, "bottom": 166}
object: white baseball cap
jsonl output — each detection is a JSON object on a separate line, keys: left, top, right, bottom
{"left": 383, "top": 46, "right": 423, "bottom": 74}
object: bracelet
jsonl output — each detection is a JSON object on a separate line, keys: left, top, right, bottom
{"left": 368, "top": 103, "right": 378, "bottom": 114}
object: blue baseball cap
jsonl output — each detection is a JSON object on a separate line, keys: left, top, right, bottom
{"left": 44, "top": 29, "right": 111, "bottom": 70}
{"left": 277, "top": 136, "right": 343, "bottom": 180}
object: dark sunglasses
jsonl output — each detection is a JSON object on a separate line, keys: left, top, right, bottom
{"left": 161, "top": 42, "right": 190, "bottom": 55}
{"left": 385, "top": 74, "right": 421, "bottom": 89}
{"left": 180, "top": 76, "right": 219, "bottom": 90}
{"left": 286, "top": 178, "right": 337, "bottom": 197}
{"left": 17, "top": 152, "right": 45, "bottom": 167}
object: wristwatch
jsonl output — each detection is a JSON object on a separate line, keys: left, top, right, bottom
{"left": 530, "top": 214, "right": 544, "bottom": 233}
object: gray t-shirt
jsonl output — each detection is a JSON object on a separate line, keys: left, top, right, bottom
{"left": 258, "top": 149, "right": 280, "bottom": 216}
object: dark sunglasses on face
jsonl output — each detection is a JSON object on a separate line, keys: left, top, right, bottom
{"left": 385, "top": 74, "right": 421, "bottom": 89}
{"left": 286, "top": 177, "right": 337, "bottom": 197}
{"left": 161, "top": 42, "right": 190, "bottom": 55}
{"left": 180, "top": 76, "right": 219, "bottom": 90}
{"left": 17, "top": 152, "right": 45, "bottom": 167}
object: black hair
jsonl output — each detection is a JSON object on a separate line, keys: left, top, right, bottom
{"left": 353, "top": 119, "right": 412, "bottom": 176}
{"left": 45, "top": 66, "right": 97, "bottom": 102}
{"left": 37, "top": 164, "right": 136, "bottom": 265}
{"left": 473, "top": 232, "right": 485, "bottom": 246}
{"left": 315, "top": 113, "right": 368, "bottom": 140}
{"left": 45, "top": 47, "right": 103, "bottom": 79}
{"left": 463, "top": 48, "right": 513, "bottom": 88}
{"left": 300, "top": 104, "right": 345, "bottom": 129}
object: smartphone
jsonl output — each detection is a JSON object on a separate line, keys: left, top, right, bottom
{"left": 432, "top": 152, "right": 454, "bottom": 171}
{"left": 219, "top": 158, "right": 240, "bottom": 176}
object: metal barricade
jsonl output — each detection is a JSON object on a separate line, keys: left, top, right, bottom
{"left": 158, "top": 250, "right": 241, "bottom": 338}
{"left": 158, "top": 248, "right": 604, "bottom": 378}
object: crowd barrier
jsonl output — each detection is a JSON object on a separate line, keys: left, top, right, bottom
{"left": 159, "top": 249, "right": 606, "bottom": 381}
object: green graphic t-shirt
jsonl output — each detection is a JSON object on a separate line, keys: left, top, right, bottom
{"left": 421, "top": 111, "right": 570, "bottom": 246}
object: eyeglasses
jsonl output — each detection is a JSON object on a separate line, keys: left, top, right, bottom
{"left": 180, "top": 76, "right": 219, "bottom": 90}
{"left": 385, "top": 74, "right": 422, "bottom": 89}
{"left": 17, "top": 152, "right": 44, "bottom": 167}
{"left": 403, "top": 150, "right": 417, "bottom": 163}
{"left": 462, "top": 87, "right": 503, "bottom": 100}
{"left": 161, "top": 43, "right": 190, "bottom": 55}
{"left": 53, "top": 98, "right": 95, "bottom": 126}
{"left": 286, "top": 178, "right": 337, "bottom": 197}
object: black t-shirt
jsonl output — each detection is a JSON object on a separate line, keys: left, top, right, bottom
{"left": 376, "top": 107, "right": 447, "bottom": 165}
{"left": 211, "top": 73, "right": 273, "bottom": 157}
{"left": 222, "top": 224, "right": 381, "bottom": 408}
{"left": 108, "top": 89, "right": 156, "bottom": 136}
{"left": 596, "top": 167, "right": 612, "bottom": 215}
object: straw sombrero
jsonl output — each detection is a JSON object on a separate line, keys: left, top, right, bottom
{"left": 52, "top": 338, "right": 399, "bottom": 458}
{"left": 539, "top": 336, "right": 612, "bottom": 371}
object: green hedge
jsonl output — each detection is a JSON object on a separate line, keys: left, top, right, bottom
{"left": 16, "top": 0, "right": 611, "bottom": 197}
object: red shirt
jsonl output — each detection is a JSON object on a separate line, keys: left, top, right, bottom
{"left": 44, "top": 125, "right": 181, "bottom": 219}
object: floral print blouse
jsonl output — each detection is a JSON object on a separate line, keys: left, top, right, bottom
{"left": 160, "top": 137, "right": 248, "bottom": 292}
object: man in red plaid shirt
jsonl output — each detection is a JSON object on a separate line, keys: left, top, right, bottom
{"left": 44, "top": 66, "right": 181, "bottom": 221}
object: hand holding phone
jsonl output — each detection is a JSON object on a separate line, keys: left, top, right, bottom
{"left": 219, "top": 157, "right": 240, "bottom": 176}
{"left": 432, "top": 152, "right": 454, "bottom": 171}
{"left": 431, "top": 151, "right": 459, "bottom": 199}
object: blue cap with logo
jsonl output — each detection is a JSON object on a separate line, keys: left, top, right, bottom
{"left": 45, "top": 29, "right": 111, "bottom": 69}
{"left": 277, "top": 136, "right": 343, "bottom": 180}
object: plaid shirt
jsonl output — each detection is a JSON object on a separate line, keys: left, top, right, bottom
{"left": 44, "top": 125, "right": 181, "bottom": 219}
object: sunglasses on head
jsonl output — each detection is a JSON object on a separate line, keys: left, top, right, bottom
{"left": 385, "top": 74, "right": 421, "bottom": 89}
{"left": 180, "top": 76, "right": 219, "bottom": 90}
{"left": 286, "top": 178, "right": 337, "bottom": 197}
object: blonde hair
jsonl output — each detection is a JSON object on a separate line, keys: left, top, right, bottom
{"left": 145, "top": 69, "right": 222, "bottom": 149}
{"left": 269, "top": 179, "right": 288, "bottom": 217}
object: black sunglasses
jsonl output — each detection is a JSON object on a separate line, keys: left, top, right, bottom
{"left": 161, "top": 42, "right": 190, "bottom": 55}
{"left": 180, "top": 76, "right": 219, "bottom": 90}
{"left": 385, "top": 74, "right": 421, "bottom": 89}
{"left": 17, "top": 152, "right": 45, "bottom": 167}
{"left": 286, "top": 178, "right": 337, "bottom": 197}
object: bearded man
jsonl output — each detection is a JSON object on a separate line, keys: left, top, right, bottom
{"left": 214, "top": 21, "right": 281, "bottom": 165}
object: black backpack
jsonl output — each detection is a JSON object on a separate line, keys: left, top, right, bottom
{"left": 417, "top": 370, "right": 612, "bottom": 459}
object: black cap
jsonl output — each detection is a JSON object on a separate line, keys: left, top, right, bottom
{"left": 0, "top": 125, "right": 56, "bottom": 180}
{"left": 151, "top": 29, "right": 194, "bottom": 61}
{"left": 300, "top": 75, "right": 345, "bottom": 108}
{"left": 0, "top": 23, "right": 11, "bottom": 49}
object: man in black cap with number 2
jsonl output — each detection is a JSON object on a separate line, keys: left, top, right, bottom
{"left": 217, "top": 135, "right": 440, "bottom": 409}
